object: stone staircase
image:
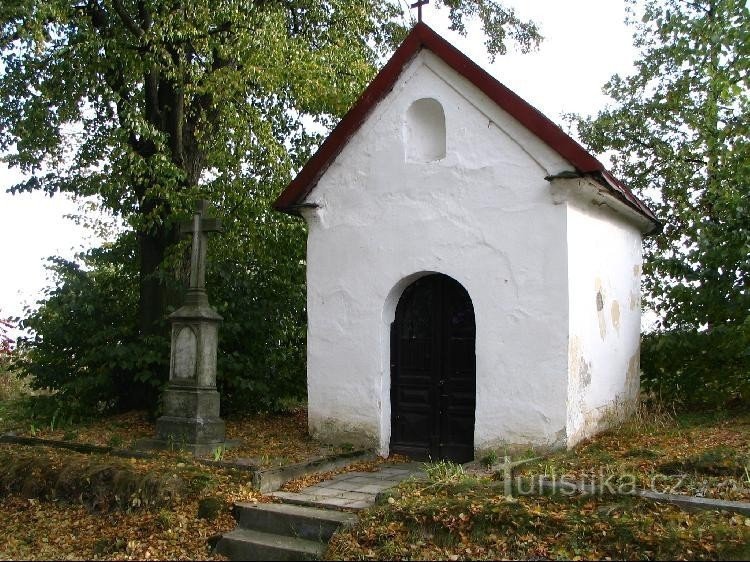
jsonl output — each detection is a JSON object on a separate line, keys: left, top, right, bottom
{"left": 213, "top": 502, "right": 357, "bottom": 561}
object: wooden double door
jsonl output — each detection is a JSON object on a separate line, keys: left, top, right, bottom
{"left": 390, "top": 274, "right": 476, "bottom": 463}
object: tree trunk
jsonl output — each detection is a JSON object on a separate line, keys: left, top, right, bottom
{"left": 137, "top": 224, "right": 170, "bottom": 337}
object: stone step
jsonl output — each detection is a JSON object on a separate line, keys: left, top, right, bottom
{"left": 214, "top": 528, "right": 327, "bottom": 561}
{"left": 233, "top": 502, "right": 358, "bottom": 541}
{"left": 270, "top": 490, "right": 375, "bottom": 511}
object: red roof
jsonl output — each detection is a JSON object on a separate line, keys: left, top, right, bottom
{"left": 274, "top": 22, "right": 659, "bottom": 229}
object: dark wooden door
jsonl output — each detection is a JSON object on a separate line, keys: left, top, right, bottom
{"left": 390, "top": 274, "right": 476, "bottom": 462}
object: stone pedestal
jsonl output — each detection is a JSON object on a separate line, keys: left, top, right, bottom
{"left": 146, "top": 289, "right": 232, "bottom": 456}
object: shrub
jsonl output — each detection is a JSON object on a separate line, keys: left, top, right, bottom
{"left": 641, "top": 327, "right": 750, "bottom": 411}
{"left": 16, "top": 237, "right": 169, "bottom": 416}
{"left": 14, "top": 209, "right": 308, "bottom": 417}
{"left": 0, "top": 317, "right": 30, "bottom": 402}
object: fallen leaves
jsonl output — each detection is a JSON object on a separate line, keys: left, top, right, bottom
{"left": 281, "top": 455, "right": 410, "bottom": 493}
{"left": 513, "top": 411, "right": 750, "bottom": 502}
{"left": 328, "top": 411, "right": 750, "bottom": 561}
{"left": 0, "top": 408, "right": 340, "bottom": 560}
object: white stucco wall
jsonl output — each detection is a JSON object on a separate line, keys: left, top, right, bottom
{"left": 301, "top": 51, "right": 579, "bottom": 456}
{"left": 561, "top": 178, "right": 645, "bottom": 446}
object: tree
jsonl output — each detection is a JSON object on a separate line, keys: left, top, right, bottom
{"left": 577, "top": 0, "right": 749, "bottom": 407}
{"left": 0, "top": 316, "right": 12, "bottom": 357}
{"left": 1, "top": 1, "right": 542, "bottom": 412}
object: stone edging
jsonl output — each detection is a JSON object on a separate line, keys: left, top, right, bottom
{"left": 0, "top": 433, "right": 155, "bottom": 459}
{"left": 1, "top": 432, "right": 377, "bottom": 494}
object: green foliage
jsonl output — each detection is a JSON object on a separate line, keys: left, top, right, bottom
{"left": 0, "top": 317, "right": 11, "bottom": 356}
{"left": 480, "top": 449, "right": 499, "bottom": 468}
{"left": 641, "top": 328, "right": 750, "bottom": 409}
{"left": 0, "top": 317, "right": 28, "bottom": 401}
{"left": 207, "top": 202, "right": 308, "bottom": 414}
{"left": 16, "top": 235, "right": 169, "bottom": 414}
{"left": 423, "top": 459, "right": 468, "bottom": 487}
{"left": 575, "top": 0, "right": 750, "bottom": 409}
{"left": 196, "top": 496, "right": 225, "bottom": 520}
{"left": 1, "top": 1, "right": 541, "bottom": 414}
{"left": 16, "top": 210, "right": 306, "bottom": 414}
{"left": 211, "top": 445, "right": 224, "bottom": 462}
{"left": 6, "top": 394, "right": 84, "bottom": 432}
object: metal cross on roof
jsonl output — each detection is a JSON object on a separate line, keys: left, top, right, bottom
{"left": 410, "top": 0, "right": 429, "bottom": 23}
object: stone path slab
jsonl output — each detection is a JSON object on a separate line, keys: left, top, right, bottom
{"left": 270, "top": 462, "right": 424, "bottom": 511}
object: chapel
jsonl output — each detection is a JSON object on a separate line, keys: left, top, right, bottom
{"left": 274, "top": 23, "right": 659, "bottom": 461}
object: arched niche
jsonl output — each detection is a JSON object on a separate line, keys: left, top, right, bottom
{"left": 405, "top": 98, "right": 446, "bottom": 162}
{"left": 173, "top": 325, "right": 198, "bottom": 380}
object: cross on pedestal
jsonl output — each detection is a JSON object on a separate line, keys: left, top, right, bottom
{"left": 180, "top": 200, "right": 222, "bottom": 291}
{"left": 140, "top": 198, "right": 235, "bottom": 456}
{"left": 411, "top": 0, "right": 429, "bottom": 23}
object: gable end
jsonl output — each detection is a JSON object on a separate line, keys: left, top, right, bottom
{"left": 274, "top": 23, "right": 659, "bottom": 232}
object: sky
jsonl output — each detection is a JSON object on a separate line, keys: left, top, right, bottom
{"left": 0, "top": 0, "right": 639, "bottom": 323}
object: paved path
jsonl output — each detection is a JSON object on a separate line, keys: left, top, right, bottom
{"left": 271, "top": 462, "right": 424, "bottom": 510}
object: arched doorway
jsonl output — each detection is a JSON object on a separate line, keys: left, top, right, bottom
{"left": 390, "top": 273, "right": 476, "bottom": 462}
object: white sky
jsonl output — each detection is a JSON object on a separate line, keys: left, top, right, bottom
{"left": 0, "top": 0, "right": 638, "bottom": 322}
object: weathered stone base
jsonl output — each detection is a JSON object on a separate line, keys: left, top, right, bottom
{"left": 162, "top": 387, "right": 222, "bottom": 419}
{"left": 155, "top": 415, "right": 226, "bottom": 443}
{"left": 139, "top": 385, "right": 233, "bottom": 456}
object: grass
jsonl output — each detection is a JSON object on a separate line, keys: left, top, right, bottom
{"left": 0, "top": 393, "right": 748, "bottom": 560}
{"left": 329, "top": 408, "right": 750, "bottom": 561}
{"left": 513, "top": 408, "right": 750, "bottom": 501}
{"left": 329, "top": 477, "right": 750, "bottom": 561}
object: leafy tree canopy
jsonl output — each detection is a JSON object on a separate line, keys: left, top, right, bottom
{"left": 577, "top": 0, "right": 749, "bottom": 408}
{"left": 0, "top": 0, "right": 542, "bottom": 414}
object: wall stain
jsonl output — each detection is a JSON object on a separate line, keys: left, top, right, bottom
{"left": 595, "top": 278, "right": 607, "bottom": 340}
{"left": 611, "top": 300, "right": 621, "bottom": 333}
{"left": 579, "top": 357, "right": 592, "bottom": 388}
{"left": 629, "top": 292, "right": 640, "bottom": 311}
{"left": 625, "top": 352, "right": 640, "bottom": 400}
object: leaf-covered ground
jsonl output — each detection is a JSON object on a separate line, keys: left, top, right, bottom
{"left": 0, "top": 406, "right": 748, "bottom": 560}
{"left": 0, "top": 407, "right": 351, "bottom": 467}
{"left": 0, "top": 407, "right": 397, "bottom": 560}
{"left": 0, "top": 443, "right": 260, "bottom": 560}
{"left": 328, "top": 480, "right": 750, "bottom": 561}
{"left": 328, "top": 409, "right": 750, "bottom": 561}
{"left": 513, "top": 410, "right": 750, "bottom": 502}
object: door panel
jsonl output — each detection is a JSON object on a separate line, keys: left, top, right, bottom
{"left": 390, "top": 274, "right": 476, "bottom": 462}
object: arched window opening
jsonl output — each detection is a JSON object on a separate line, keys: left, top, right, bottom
{"left": 405, "top": 98, "right": 446, "bottom": 162}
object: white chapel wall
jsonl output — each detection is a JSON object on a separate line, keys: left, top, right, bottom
{"left": 564, "top": 181, "right": 644, "bottom": 446}
{"left": 302, "top": 51, "right": 577, "bottom": 456}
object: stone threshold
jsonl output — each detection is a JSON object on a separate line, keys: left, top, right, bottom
{"left": 250, "top": 449, "right": 378, "bottom": 493}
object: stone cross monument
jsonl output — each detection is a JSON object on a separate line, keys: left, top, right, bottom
{"left": 150, "top": 200, "right": 231, "bottom": 455}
